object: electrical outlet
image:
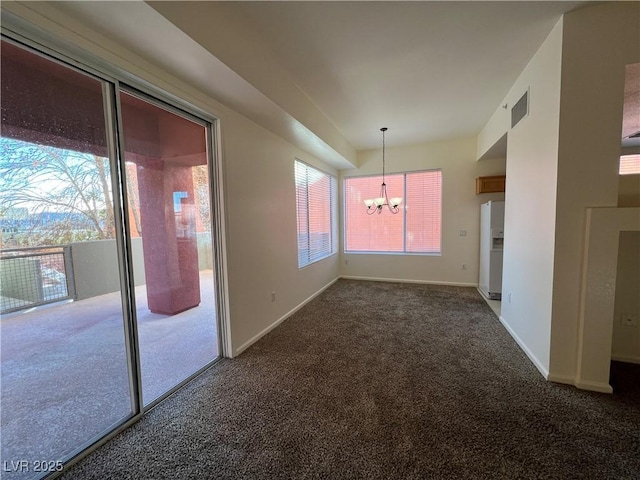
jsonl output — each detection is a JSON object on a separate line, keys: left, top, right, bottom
{"left": 462, "top": 264, "right": 467, "bottom": 270}
{"left": 271, "top": 291, "right": 276, "bottom": 302}
{"left": 459, "top": 230, "right": 467, "bottom": 237}
{"left": 620, "top": 313, "right": 638, "bottom": 327}
{"left": 345, "top": 259, "right": 348, "bottom": 265}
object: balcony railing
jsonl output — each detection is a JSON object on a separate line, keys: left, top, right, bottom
{"left": 1, "top": 245, "right": 76, "bottom": 314}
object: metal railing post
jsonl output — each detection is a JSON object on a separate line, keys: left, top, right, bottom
{"left": 63, "top": 245, "right": 77, "bottom": 300}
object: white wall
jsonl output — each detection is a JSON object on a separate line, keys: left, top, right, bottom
{"left": 618, "top": 174, "right": 640, "bottom": 207}
{"left": 550, "top": 2, "right": 640, "bottom": 380}
{"left": 615, "top": 178, "right": 640, "bottom": 360}
{"left": 477, "top": 107, "right": 509, "bottom": 161}
{"left": 576, "top": 208, "right": 640, "bottom": 391}
{"left": 616, "top": 178, "right": 640, "bottom": 361}
{"left": 612, "top": 231, "right": 640, "bottom": 364}
{"left": 494, "top": 19, "right": 563, "bottom": 377}
{"left": 481, "top": 2, "right": 640, "bottom": 387}
{"left": 339, "top": 136, "right": 505, "bottom": 285}
{"left": 222, "top": 112, "right": 340, "bottom": 354}
{"left": 2, "top": 1, "right": 340, "bottom": 357}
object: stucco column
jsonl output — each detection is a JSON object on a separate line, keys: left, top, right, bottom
{"left": 134, "top": 156, "right": 201, "bottom": 315}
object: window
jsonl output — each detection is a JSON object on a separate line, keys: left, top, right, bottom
{"left": 619, "top": 154, "right": 640, "bottom": 175}
{"left": 295, "top": 160, "right": 337, "bottom": 267}
{"left": 345, "top": 170, "right": 442, "bottom": 254}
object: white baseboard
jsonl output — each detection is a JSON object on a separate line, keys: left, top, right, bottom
{"left": 574, "top": 379, "right": 613, "bottom": 394}
{"left": 548, "top": 358, "right": 638, "bottom": 393}
{"left": 497, "top": 315, "right": 550, "bottom": 379}
{"left": 546, "top": 373, "right": 575, "bottom": 386}
{"left": 495, "top": 316, "right": 614, "bottom": 393}
{"left": 611, "top": 354, "right": 640, "bottom": 365}
{"left": 233, "top": 277, "right": 340, "bottom": 357}
{"left": 340, "top": 275, "right": 477, "bottom": 288}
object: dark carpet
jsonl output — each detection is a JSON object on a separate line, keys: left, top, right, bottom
{"left": 62, "top": 280, "right": 640, "bottom": 480}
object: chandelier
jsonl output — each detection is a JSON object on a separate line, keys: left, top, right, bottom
{"left": 364, "top": 127, "right": 403, "bottom": 214}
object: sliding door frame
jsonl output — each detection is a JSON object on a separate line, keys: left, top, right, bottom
{"left": 117, "top": 83, "right": 225, "bottom": 411}
{"left": 105, "top": 80, "right": 144, "bottom": 418}
{"left": 1, "top": 17, "right": 229, "bottom": 478}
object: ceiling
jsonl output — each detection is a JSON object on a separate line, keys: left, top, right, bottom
{"left": 216, "top": 1, "right": 588, "bottom": 149}
{"left": 37, "top": 1, "right": 637, "bottom": 162}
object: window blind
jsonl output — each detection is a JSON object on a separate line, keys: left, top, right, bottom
{"left": 619, "top": 154, "right": 640, "bottom": 175}
{"left": 344, "top": 170, "right": 442, "bottom": 254}
{"left": 295, "top": 160, "right": 337, "bottom": 267}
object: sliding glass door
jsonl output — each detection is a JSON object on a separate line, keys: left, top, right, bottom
{"left": 0, "top": 37, "right": 221, "bottom": 479}
{"left": 119, "top": 90, "right": 219, "bottom": 405}
{"left": 0, "top": 39, "right": 135, "bottom": 480}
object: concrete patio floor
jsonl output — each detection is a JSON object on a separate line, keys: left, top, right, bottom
{"left": 1, "top": 270, "right": 219, "bottom": 480}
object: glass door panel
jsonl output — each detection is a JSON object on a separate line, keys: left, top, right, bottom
{"left": 0, "top": 40, "right": 133, "bottom": 479}
{"left": 119, "top": 90, "right": 219, "bottom": 405}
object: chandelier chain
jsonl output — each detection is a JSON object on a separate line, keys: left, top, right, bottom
{"left": 382, "top": 127, "right": 386, "bottom": 182}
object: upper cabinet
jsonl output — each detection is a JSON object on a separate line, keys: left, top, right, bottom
{"left": 476, "top": 175, "right": 506, "bottom": 194}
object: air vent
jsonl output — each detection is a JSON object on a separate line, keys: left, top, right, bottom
{"left": 511, "top": 89, "right": 529, "bottom": 128}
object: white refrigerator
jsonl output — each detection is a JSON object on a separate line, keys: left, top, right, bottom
{"left": 479, "top": 201, "right": 504, "bottom": 300}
